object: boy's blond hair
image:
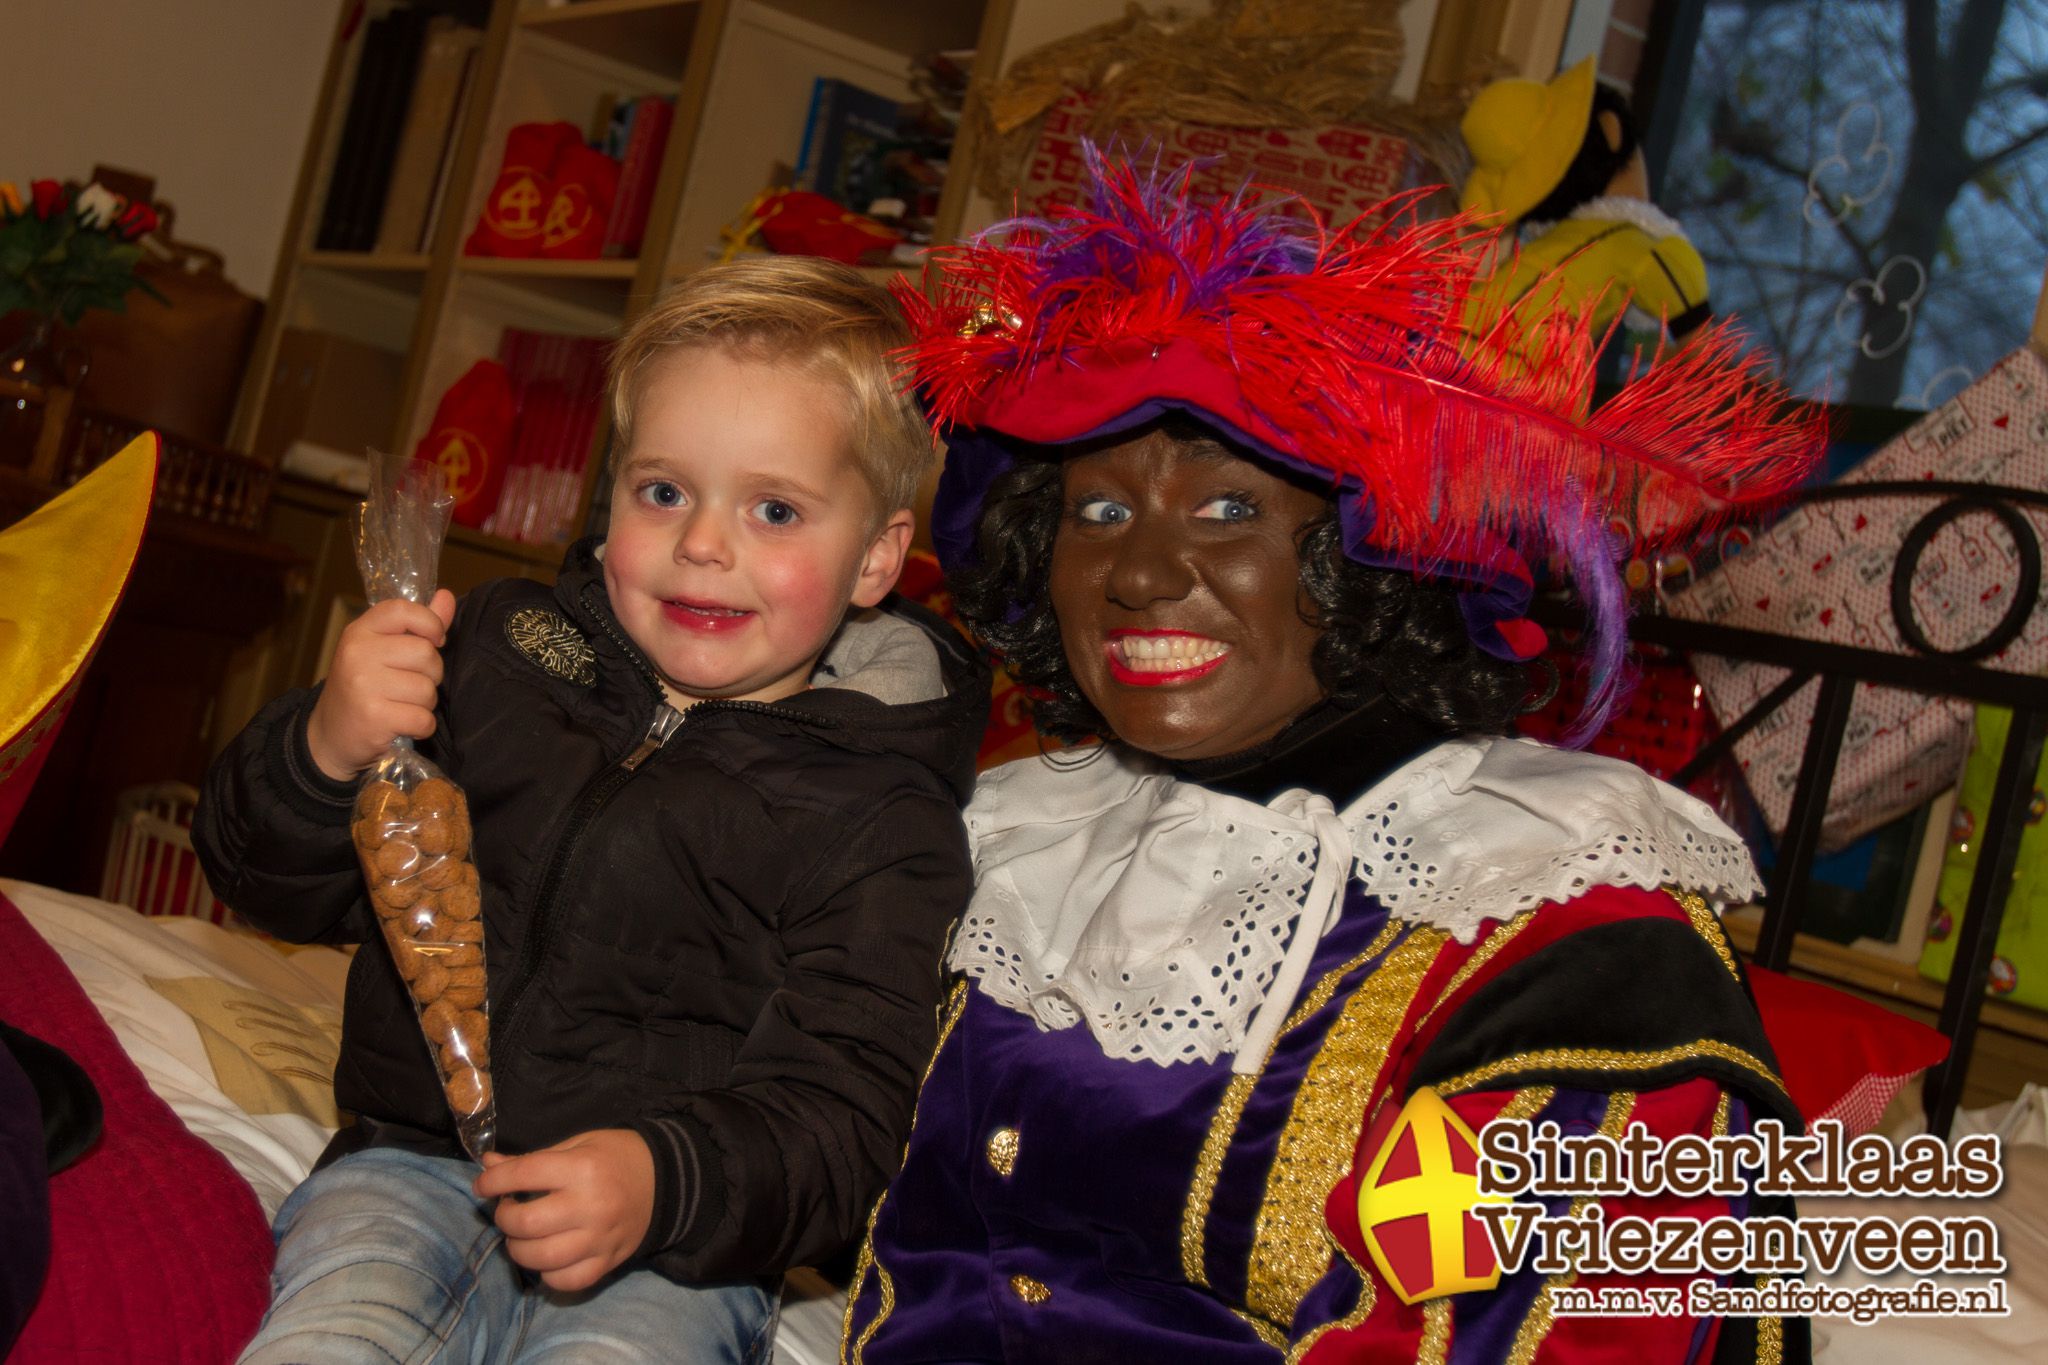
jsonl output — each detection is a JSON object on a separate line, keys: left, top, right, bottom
{"left": 608, "top": 256, "right": 931, "bottom": 514}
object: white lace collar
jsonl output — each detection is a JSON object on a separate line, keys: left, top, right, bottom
{"left": 948, "top": 735, "right": 1760, "bottom": 1069}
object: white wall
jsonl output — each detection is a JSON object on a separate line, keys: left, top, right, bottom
{"left": 0, "top": 0, "right": 336, "bottom": 297}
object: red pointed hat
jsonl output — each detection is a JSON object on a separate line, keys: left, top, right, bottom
{"left": 898, "top": 148, "right": 1822, "bottom": 724}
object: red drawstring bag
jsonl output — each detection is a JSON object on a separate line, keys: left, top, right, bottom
{"left": 412, "top": 360, "right": 518, "bottom": 527}
{"left": 466, "top": 122, "right": 583, "bottom": 258}
{"left": 538, "top": 144, "right": 620, "bottom": 260}
{"left": 750, "top": 190, "right": 903, "bottom": 265}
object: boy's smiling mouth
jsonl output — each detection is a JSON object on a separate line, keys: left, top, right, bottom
{"left": 662, "top": 597, "right": 755, "bottom": 633}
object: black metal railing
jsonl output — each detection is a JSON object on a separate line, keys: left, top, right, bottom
{"left": 1541, "top": 479, "right": 2048, "bottom": 1137}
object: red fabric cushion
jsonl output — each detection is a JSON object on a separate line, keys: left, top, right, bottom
{"left": 1747, "top": 964, "right": 1950, "bottom": 1135}
{"left": 0, "top": 888, "right": 272, "bottom": 1362}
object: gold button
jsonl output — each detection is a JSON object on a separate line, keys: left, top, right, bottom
{"left": 1009, "top": 1273, "right": 1051, "bottom": 1305}
{"left": 985, "top": 1126, "right": 1019, "bottom": 1177}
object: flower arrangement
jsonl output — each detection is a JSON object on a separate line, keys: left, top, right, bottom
{"left": 0, "top": 179, "right": 163, "bottom": 325}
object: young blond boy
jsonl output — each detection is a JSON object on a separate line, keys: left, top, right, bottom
{"left": 197, "top": 258, "right": 988, "bottom": 1363}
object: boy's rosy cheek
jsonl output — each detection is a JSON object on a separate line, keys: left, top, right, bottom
{"left": 759, "top": 556, "right": 844, "bottom": 629}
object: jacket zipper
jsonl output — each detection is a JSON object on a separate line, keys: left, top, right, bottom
{"left": 489, "top": 588, "right": 840, "bottom": 1067}
{"left": 489, "top": 701, "right": 678, "bottom": 1067}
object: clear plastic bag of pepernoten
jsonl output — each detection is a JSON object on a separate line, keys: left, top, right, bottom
{"left": 346, "top": 452, "right": 496, "bottom": 1159}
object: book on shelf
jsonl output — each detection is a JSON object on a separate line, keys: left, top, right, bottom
{"left": 315, "top": 10, "right": 394, "bottom": 250}
{"left": 596, "top": 92, "right": 635, "bottom": 161}
{"left": 374, "top": 17, "right": 483, "bottom": 254}
{"left": 415, "top": 45, "right": 483, "bottom": 254}
{"left": 318, "top": 7, "right": 430, "bottom": 251}
{"left": 603, "top": 96, "right": 674, "bottom": 257}
{"left": 799, "top": 77, "right": 905, "bottom": 217}
{"left": 352, "top": 9, "right": 432, "bottom": 250}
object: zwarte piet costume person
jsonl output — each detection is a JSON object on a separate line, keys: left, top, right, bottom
{"left": 839, "top": 151, "right": 1824, "bottom": 1363}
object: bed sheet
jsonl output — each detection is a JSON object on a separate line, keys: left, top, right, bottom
{"left": 1, "top": 878, "right": 346, "bottom": 1219}
{"left": 1801, "top": 1143, "right": 2048, "bottom": 1359}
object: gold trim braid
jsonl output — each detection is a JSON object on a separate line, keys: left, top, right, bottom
{"left": 1413, "top": 910, "right": 1538, "bottom": 1038}
{"left": 841, "top": 981, "right": 972, "bottom": 1363}
{"left": 842, "top": 1194, "right": 896, "bottom": 1365}
{"left": 1755, "top": 1279, "right": 1785, "bottom": 1365}
{"left": 1504, "top": 1091, "right": 1637, "bottom": 1365}
{"left": 1283, "top": 1241, "right": 1380, "bottom": 1365}
{"left": 1183, "top": 920, "right": 1405, "bottom": 1289}
{"left": 1232, "top": 1308, "right": 1290, "bottom": 1352}
{"left": 1283, "top": 920, "right": 1405, "bottom": 1035}
{"left": 1495, "top": 1085, "right": 1556, "bottom": 1124}
{"left": 1433, "top": 1040, "right": 1788, "bottom": 1104}
{"left": 1245, "top": 925, "right": 1450, "bottom": 1331}
{"left": 1416, "top": 1297, "right": 1453, "bottom": 1365}
{"left": 1667, "top": 889, "right": 1743, "bottom": 982}
{"left": 1184, "top": 1073, "right": 1260, "bottom": 1286}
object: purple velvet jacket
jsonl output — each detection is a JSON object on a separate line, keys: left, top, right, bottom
{"left": 842, "top": 703, "right": 1807, "bottom": 1363}
{"left": 845, "top": 884, "right": 1397, "bottom": 1364}
{"left": 842, "top": 877, "right": 1806, "bottom": 1364}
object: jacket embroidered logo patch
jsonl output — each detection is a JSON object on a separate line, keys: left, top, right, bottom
{"left": 1356, "top": 1088, "right": 1506, "bottom": 1304}
{"left": 505, "top": 608, "right": 596, "bottom": 686}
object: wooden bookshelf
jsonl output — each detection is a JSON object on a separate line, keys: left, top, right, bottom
{"left": 459, "top": 256, "right": 640, "bottom": 278}
{"left": 301, "top": 250, "right": 435, "bottom": 275}
{"left": 517, "top": 0, "right": 701, "bottom": 72}
{"left": 213, "top": 0, "right": 1098, "bottom": 713}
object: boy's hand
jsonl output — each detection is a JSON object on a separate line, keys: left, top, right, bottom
{"left": 475, "top": 1129, "right": 656, "bottom": 1292}
{"left": 305, "top": 589, "right": 457, "bottom": 781}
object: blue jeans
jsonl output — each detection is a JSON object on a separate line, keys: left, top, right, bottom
{"left": 239, "top": 1147, "right": 777, "bottom": 1364}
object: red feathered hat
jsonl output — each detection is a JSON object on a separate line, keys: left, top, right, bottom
{"left": 900, "top": 148, "right": 1821, "bottom": 730}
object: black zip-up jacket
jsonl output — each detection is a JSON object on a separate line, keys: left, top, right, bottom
{"left": 194, "top": 540, "right": 989, "bottom": 1280}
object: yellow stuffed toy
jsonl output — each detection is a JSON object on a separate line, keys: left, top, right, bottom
{"left": 1461, "top": 58, "right": 1709, "bottom": 370}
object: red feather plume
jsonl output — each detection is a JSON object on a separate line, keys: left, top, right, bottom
{"left": 896, "top": 157, "right": 1821, "bottom": 570}
{"left": 893, "top": 151, "right": 1825, "bottom": 738}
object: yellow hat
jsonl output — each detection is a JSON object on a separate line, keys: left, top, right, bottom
{"left": 1459, "top": 57, "right": 1597, "bottom": 223}
{"left": 0, "top": 433, "right": 158, "bottom": 846}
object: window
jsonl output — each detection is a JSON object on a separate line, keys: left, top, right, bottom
{"left": 1647, "top": 0, "right": 2048, "bottom": 409}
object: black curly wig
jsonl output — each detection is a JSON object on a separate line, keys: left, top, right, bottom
{"left": 947, "top": 418, "right": 1529, "bottom": 748}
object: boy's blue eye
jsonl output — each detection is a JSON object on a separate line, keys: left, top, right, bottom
{"left": 754, "top": 499, "right": 798, "bottom": 526}
{"left": 1194, "top": 496, "right": 1258, "bottom": 523}
{"left": 639, "top": 481, "right": 683, "bottom": 509}
{"left": 1075, "top": 498, "right": 1131, "bottom": 525}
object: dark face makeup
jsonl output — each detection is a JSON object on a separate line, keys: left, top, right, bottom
{"left": 1048, "top": 427, "right": 1331, "bottom": 761}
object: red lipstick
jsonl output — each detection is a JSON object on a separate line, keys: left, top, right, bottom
{"left": 1103, "top": 630, "right": 1230, "bottom": 687}
{"left": 662, "top": 598, "right": 754, "bottom": 634}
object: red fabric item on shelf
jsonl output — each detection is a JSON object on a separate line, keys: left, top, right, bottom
{"left": 414, "top": 359, "right": 520, "bottom": 529}
{"left": 1747, "top": 964, "right": 1950, "bottom": 1135}
{"left": 465, "top": 121, "right": 582, "bottom": 258}
{"left": 0, "top": 887, "right": 273, "bottom": 1362}
{"left": 753, "top": 190, "right": 903, "bottom": 265}
{"left": 538, "top": 144, "right": 620, "bottom": 260}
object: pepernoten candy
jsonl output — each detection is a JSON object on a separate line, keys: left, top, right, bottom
{"left": 353, "top": 765, "right": 495, "bottom": 1155}
{"left": 347, "top": 450, "right": 492, "bottom": 1158}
